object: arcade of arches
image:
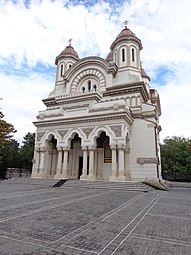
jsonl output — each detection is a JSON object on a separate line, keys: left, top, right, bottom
{"left": 32, "top": 131, "right": 130, "bottom": 181}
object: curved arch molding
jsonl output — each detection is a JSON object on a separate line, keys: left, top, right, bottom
{"left": 71, "top": 68, "right": 106, "bottom": 92}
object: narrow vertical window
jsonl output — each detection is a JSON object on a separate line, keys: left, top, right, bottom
{"left": 88, "top": 80, "right": 91, "bottom": 92}
{"left": 93, "top": 84, "right": 97, "bottom": 91}
{"left": 132, "top": 48, "right": 135, "bottom": 62}
{"left": 122, "top": 48, "right": 125, "bottom": 62}
{"left": 114, "top": 52, "right": 117, "bottom": 63}
{"left": 60, "top": 64, "right": 63, "bottom": 76}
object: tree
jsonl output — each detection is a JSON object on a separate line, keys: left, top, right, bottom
{"left": 0, "top": 112, "right": 16, "bottom": 155}
{"left": 0, "top": 111, "right": 17, "bottom": 178}
{"left": 19, "top": 132, "right": 35, "bottom": 171}
{"left": 161, "top": 136, "right": 191, "bottom": 173}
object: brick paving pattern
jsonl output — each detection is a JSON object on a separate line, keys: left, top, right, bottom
{"left": 0, "top": 180, "right": 190, "bottom": 254}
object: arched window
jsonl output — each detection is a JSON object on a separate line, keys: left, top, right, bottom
{"left": 122, "top": 48, "right": 125, "bottom": 62}
{"left": 82, "top": 87, "right": 85, "bottom": 93}
{"left": 93, "top": 84, "right": 97, "bottom": 91}
{"left": 132, "top": 48, "right": 135, "bottom": 62}
{"left": 88, "top": 80, "right": 91, "bottom": 92}
{"left": 60, "top": 64, "right": 63, "bottom": 76}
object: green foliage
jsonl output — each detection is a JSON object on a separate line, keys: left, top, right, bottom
{"left": 161, "top": 136, "right": 191, "bottom": 173}
{"left": 0, "top": 132, "right": 35, "bottom": 178}
{"left": 0, "top": 111, "right": 16, "bottom": 165}
{"left": 19, "top": 132, "right": 35, "bottom": 171}
{"left": 1, "top": 139, "right": 20, "bottom": 168}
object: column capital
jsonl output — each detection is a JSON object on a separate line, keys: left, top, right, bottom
{"left": 110, "top": 144, "right": 117, "bottom": 150}
{"left": 63, "top": 147, "right": 69, "bottom": 151}
{"left": 82, "top": 145, "right": 88, "bottom": 150}
{"left": 57, "top": 146, "right": 63, "bottom": 151}
{"left": 35, "top": 147, "right": 40, "bottom": 152}
{"left": 40, "top": 147, "right": 46, "bottom": 152}
{"left": 88, "top": 145, "right": 95, "bottom": 150}
{"left": 118, "top": 144, "right": 125, "bottom": 150}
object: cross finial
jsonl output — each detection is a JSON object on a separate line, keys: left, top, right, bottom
{"left": 68, "top": 38, "right": 72, "bottom": 46}
{"left": 123, "top": 20, "right": 129, "bottom": 28}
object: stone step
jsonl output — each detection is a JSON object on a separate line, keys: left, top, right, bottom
{"left": 4, "top": 178, "right": 153, "bottom": 192}
{"left": 61, "top": 180, "right": 153, "bottom": 192}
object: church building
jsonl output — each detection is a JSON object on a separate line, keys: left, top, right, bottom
{"left": 31, "top": 23, "right": 162, "bottom": 181}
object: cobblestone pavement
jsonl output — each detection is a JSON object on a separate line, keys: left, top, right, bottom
{"left": 0, "top": 181, "right": 191, "bottom": 255}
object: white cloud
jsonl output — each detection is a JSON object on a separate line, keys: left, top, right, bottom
{"left": 0, "top": 0, "right": 191, "bottom": 143}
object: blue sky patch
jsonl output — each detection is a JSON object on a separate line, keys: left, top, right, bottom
{"left": 151, "top": 66, "right": 174, "bottom": 86}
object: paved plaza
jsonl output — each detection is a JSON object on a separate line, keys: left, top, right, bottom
{"left": 0, "top": 180, "right": 191, "bottom": 255}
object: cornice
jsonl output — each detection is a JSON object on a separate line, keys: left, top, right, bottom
{"left": 34, "top": 111, "right": 133, "bottom": 128}
{"left": 55, "top": 91, "right": 102, "bottom": 104}
{"left": 104, "top": 81, "right": 150, "bottom": 102}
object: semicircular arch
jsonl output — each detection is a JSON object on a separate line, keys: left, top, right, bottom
{"left": 41, "top": 130, "right": 62, "bottom": 147}
{"left": 70, "top": 68, "right": 106, "bottom": 93}
{"left": 89, "top": 126, "right": 116, "bottom": 147}
{"left": 64, "top": 128, "right": 86, "bottom": 148}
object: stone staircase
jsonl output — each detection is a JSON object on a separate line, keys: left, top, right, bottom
{"left": 3, "top": 178, "right": 154, "bottom": 192}
{"left": 56, "top": 179, "right": 154, "bottom": 192}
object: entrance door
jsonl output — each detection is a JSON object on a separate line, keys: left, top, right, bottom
{"left": 78, "top": 156, "right": 83, "bottom": 179}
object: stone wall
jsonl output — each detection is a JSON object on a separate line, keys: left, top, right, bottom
{"left": 5, "top": 168, "right": 31, "bottom": 179}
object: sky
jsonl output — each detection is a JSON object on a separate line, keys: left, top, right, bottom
{"left": 0, "top": 0, "right": 191, "bottom": 144}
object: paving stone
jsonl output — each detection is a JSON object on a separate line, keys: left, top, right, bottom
{"left": 0, "top": 181, "right": 191, "bottom": 254}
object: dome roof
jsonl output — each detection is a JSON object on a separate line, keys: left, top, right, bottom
{"left": 55, "top": 44, "right": 79, "bottom": 65}
{"left": 141, "top": 67, "right": 150, "bottom": 81}
{"left": 116, "top": 27, "right": 137, "bottom": 39}
{"left": 110, "top": 26, "right": 143, "bottom": 50}
{"left": 106, "top": 51, "right": 113, "bottom": 62}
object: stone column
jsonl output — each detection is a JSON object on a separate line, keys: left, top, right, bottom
{"left": 55, "top": 147, "right": 63, "bottom": 178}
{"left": 39, "top": 148, "right": 46, "bottom": 177}
{"left": 88, "top": 146, "right": 95, "bottom": 179}
{"left": 97, "top": 148, "right": 103, "bottom": 179}
{"left": 62, "top": 148, "right": 68, "bottom": 178}
{"left": 118, "top": 145, "right": 126, "bottom": 181}
{"left": 110, "top": 145, "right": 118, "bottom": 181}
{"left": 81, "top": 146, "right": 88, "bottom": 179}
{"left": 32, "top": 147, "right": 40, "bottom": 177}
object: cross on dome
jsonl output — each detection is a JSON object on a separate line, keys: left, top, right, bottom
{"left": 68, "top": 38, "right": 72, "bottom": 46}
{"left": 123, "top": 20, "right": 129, "bottom": 28}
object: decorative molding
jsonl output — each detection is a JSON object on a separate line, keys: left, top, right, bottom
{"left": 57, "top": 130, "right": 69, "bottom": 139}
{"left": 71, "top": 68, "right": 106, "bottom": 92}
{"left": 81, "top": 128, "right": 94, "bottom": 138}
{"left": 36, "top": 132, "right": 46, "bottom": 142}
{"left": 34, "top": 112, "right": 133, "bottom": 128}
{"left": 137, "top": 157, "right": 158, "bottom": 164}
{"left": 110, "top": 125, "right": 122, "bottom": 137}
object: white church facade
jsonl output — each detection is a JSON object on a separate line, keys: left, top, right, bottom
{"left": 31, "top": 24, "right": 162, "bottom": 181}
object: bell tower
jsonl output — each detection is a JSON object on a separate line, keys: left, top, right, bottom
{"left": 55, "top": 39, "right": 79, "bottom": 83}
{"left": 109, "top": 21, "right": 143, "bottom": 83}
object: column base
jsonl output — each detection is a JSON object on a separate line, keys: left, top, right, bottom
{"left": 87, "top": 174, "right": 95, "bottom": 180}
{"left": 31, "top": 173, "right": 41, "bottom": 178}
{"left": 80, "top": 175, "right": 88, "bottom": 180}
{"left": 54, "top": 174, "right": 62, "bottom": 179}
{"left": 117, "top": 175, "right": 126, "bottom": 181}
{"left": 109, "top": 176, "right": 118, "bottom": 181}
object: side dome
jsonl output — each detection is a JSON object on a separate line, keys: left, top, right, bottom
{"left": 141, "top": 67, "right": 150, "bottom": 81}
{"left": 110, "top": 26, "right": 143, "bottom": 50}
{"left": 106, "top": 51, "right": 113, "bottom": 63}
{"left": 55, "top": 45, "right": 79, "bottom": 65}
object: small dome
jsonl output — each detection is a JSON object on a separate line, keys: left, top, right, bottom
{"left": 141, "top": 67, "right": 150, "bottom": 81}
{"left": 55, "top": 44, "right": 79, "bottom": 65}
{"left": 116, "top": 27, "right": 137, "bottom": 39}
{"left": 106, "top": 51, "right": 113, "bottom": 62}
{"left": 110, "top": 26, "right": 143, "bottom": 50}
